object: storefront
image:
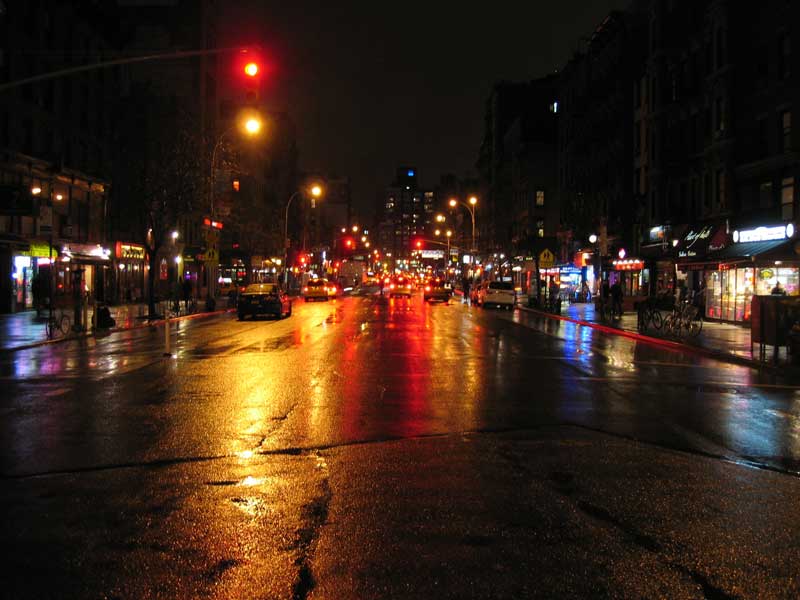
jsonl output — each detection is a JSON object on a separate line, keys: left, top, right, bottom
{"left": 56, "top": 243, "right": 112, "bottom": 305}
{"left": 609, "top": 257, "right": 646, "bottom": 297}
{"left": 11, "top": 241, "right": 53, "bottom": 311}
{"left": 113, "top": 242, "right": 146, "bottom": 304}
{"left": 703, "top": 223, "right": 798, "bottom": 323}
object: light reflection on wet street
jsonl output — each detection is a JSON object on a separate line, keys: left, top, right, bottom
{"left": 3, "top": 295, "right": 800, "bottom": 598}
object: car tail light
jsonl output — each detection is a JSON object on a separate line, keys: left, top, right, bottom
{"left": 303, "top": 287, "right": 308, "bottom": 293}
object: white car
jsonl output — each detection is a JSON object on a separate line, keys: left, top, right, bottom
{"left": 476, "top": 281, "right": 516, "bottom": 309}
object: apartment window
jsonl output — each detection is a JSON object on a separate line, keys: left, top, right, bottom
{"left": 704, "top": 173, "right": 711, "bottom": 212}
{"left": 634, "top": 80, "right": 640, "bottom": 108}
{"left": 779, "top": 34, "right": 791, "bottom": 80}
{"left": 634, "top": 121, "right": 641, "bottom": 154}
{"left": 781, "top": 110, "right": 792, "bottom": 152}
{"left": 535, "top": 190, "right": 545, "bottom": 207}
{"left": 760, "top": 181, "right": 774, "bottom": 208}
{"left": 634, "top": 168, "right": 641, "bottom": 195}
{"left": 717, "top": 170, "right": 726, "bottom": 210}
{"left": 536, "top": 220, "right": 544, "bottom": 238}
{"left": 782, "top": 176, "right": 794, "bottom": 220}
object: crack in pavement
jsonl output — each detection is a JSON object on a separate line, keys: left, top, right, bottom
{"left": 290, "top": 452, "right": 332, "bottom": 600}
{"left": 5, "top": 423, "right": 799, "bottom": 481}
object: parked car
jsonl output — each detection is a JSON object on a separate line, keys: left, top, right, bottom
{"left": 237, "top": 283, "right": 292, "bottom": 319}
{"left": 476, "top": 280, "right": 516, "bottom": 309}
{"left": 423, "top": 278, "right": 452, "bottom": 302}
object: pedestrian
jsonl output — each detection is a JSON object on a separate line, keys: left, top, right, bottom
{"left": 772, "top": 281, "right": 787, "bottom": 295}
{"left": 693, "top": 280, "right": 707, "bottom": 318}
{"left": 182, "top": 277, "right": 192, "bottom": 311}
{"left": 581, "top": 279, "right": 591, "bottom": 303}
{"left": 549, "top": 279, "right": 560, "bottom": 313}
{"left": 610, "top": 279, "right": 623, "bottom": 318}
{"left": 599, "top": 278, "right": 611, "bottom": 319}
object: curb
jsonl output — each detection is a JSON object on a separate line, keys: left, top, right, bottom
{"left": 1, "top": 308, "right": 235, "bottom": 354}
{"left": 516, "top": 305, "right": 772, "bottom": 371}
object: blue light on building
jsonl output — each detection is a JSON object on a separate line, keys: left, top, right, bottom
{"left": 407, "top": 169, "right": 415, "bottom": 177}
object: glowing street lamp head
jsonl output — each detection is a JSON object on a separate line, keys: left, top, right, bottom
{"left": 469, "top": 196, "right": 478, "bottom": 205}
{"left": 436, "top": 214, "right": 445, "bottom": 223}
{"left": 446, "top": 230, "right": 452, "bottom": 238}
{"left": 435, "top": 229, "right": 441, "bottom": 236}
{"left": 589, "top": 234, "right": 598, "bottom": 244}
{"left": 244, "top": 117, "right": 262, "bottom": 134}
{"left": 31, "top": 186, "right": 42, "bottom": 195}
{"left": 310, "top": 185, "right": 323, "bottom": 197}
{"left": 171, "top": 230, "right": 179, "bottom": 240}
{"left": 352, "top": 225, "right": 359, "bottom": 233}
{"left": 449, "top": 198, "right": 457, "bottom": 208}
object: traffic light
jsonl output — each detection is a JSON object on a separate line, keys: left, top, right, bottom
{"left": 236, "top": 51, "right": 263, "bottom": 105}
{"left": 415, "top": 239, "right": 423, "bottom": 249}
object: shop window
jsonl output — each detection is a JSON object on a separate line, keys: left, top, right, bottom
{"left": 780, "top": 110, "right": 792, "bottom": 153}
{"left": 782, "top": 176, "right": 794, "bottom": 220}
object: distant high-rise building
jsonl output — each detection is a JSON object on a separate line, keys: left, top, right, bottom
{"left": 379, "top": 167, "right": 432, "bottom": 259}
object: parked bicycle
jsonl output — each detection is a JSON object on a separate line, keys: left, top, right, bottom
{"left": 662, "top": 300, "right": 703, "bottom": 339}
{"left": 45, "top": 310, "right": 72, "bottom": 339}
{"left": 636, "top": 298, "right": 664, "bottom": 332}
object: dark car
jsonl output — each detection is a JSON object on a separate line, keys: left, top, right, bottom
{"left": 423, "top": 278, "right": 452, "bottom": 302}
{"left": 237, "top": 283, "right": 292, "bottom": 320}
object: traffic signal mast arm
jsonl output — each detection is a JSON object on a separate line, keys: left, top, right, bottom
{"left": 0, "top": 46, "right": 260, "bottom": 93}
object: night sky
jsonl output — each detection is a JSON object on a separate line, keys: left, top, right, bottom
{"left": 221, "top": 1, "right": 630, "bottom": 217}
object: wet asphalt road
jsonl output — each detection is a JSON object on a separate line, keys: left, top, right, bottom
{"left": 2, "top": 294, "right": 800, "bottom": 599}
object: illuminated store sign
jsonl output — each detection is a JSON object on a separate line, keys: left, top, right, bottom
{"left": 733, "top": 223, "right": 794, "bottom": 243}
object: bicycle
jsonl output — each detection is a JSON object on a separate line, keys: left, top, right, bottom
{"left": 636, "top": 299, "right": 663, "bottom": 332}
{"left": 45, "top": 310, "right": 72, "bottom": 339}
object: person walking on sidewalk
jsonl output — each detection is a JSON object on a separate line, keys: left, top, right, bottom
{"left": 610, "top": 280, "right": 624, "bottom": 319}
{"left": 598, "top": 279, "right": 611, "bottom": 320}
{"left": 772, "top": 281, "right": 787, "bottom": 295}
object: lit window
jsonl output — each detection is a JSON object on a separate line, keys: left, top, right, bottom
{"left": 536, "top": 190, "right": 545, "bottom": 206}
{"left": 781, "top": 110, "right": 792, "bottom": 152}
{"left": 549, "top": 101, "right": 559, "bottom": 113}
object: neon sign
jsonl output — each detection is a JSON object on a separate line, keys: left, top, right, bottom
{"left": 733, "top": 223, "right": 794, "bottom": 243}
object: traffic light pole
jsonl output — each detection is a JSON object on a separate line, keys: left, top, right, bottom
{"left": 0, "top": 46, "right": 259, "bottom": 93}
{"left": 284, "top": 191, "right": 302, "bottom": 289}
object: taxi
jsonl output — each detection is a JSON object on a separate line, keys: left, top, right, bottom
{"left": 303, "top": 278, "right": 335, "bottom": 301}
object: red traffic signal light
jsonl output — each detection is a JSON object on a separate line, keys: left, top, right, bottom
{"left": 344, "top": 238, "right": 353, "bottom": 248}
{"left": 235, "top": 51, "right": 263, "bottom": 105}
{"left": 415, "top": 240, "right": 423, "bottom": 249}
{"left": 244, "top": 62, "right": 259, "bottom": 77}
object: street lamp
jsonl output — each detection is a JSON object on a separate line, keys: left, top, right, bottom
{"left": 284, "top": 183, "right": 324, "bottom": 286}
{"left": 449, "top": 196, "right": 478, "bottom": 254}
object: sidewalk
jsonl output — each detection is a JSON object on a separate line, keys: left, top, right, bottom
{"left": 0, "top": 299, "right": 233, "bottom": 351}
{"left": 528, "top": 301, "right": 790, "bottom": 367}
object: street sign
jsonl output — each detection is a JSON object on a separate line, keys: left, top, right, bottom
{"left": 538, "top": 248, "right": 555, "bottom": 269}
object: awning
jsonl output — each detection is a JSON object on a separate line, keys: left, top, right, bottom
{"left": 676, "top": 223, "right": 730, "bottom": 262}
{"left": 711, "top": 238, "right": 797, "bottom": 262}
